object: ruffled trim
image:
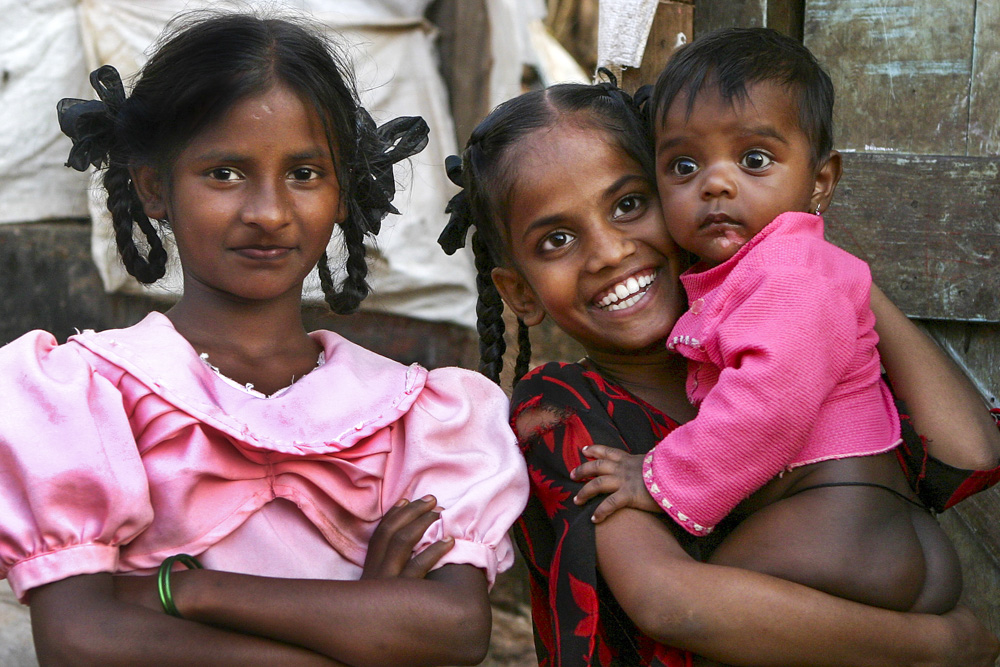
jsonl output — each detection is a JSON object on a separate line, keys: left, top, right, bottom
{"left": 69, "top": 312, "right": 428, "bottom": 455}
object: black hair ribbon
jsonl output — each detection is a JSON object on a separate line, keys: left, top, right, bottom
{"left": 353, "top": 109, "right": 429, "bottom": 234}
{"left": 56, "top": 65, "right": 126, "bottom": 171}
{"left": 437, "top": 154, "right": 473, "bottom": 255}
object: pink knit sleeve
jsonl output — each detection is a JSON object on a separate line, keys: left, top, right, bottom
{"left": 646, "top": 266, "right": 860, "bottom": 535}
{"left": 0, "top": 332, "right": 153, "bottom": 601}
{"left": 380, "top": 368, "right": 528, "bottom": 588}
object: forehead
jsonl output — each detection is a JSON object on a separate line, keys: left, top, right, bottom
{"left": 507, "top": 123, "right": 645, "bottom": 215}
{"left": 658, "top": 80, "right": 802, "bottom": 135}
{"left": 182, "top": 83, "right": 332, "bottom": 154}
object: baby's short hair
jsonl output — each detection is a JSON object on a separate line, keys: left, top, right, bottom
{"left": 650, "top": 27, "right": 835, "bottom": 163}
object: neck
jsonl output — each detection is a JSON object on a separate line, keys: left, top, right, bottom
{"left": 584, "top": 348, "right": 697, "bottom": 423}
{"left": 166, "top": 289, "right": 312, "bottom": 360}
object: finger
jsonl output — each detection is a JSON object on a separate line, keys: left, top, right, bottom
{"left": 581, "top": 444, "right": 623, "bottom": 461}
{"left": 590, "top": 492, "right": 626, "bottom": 523}
{"left": 370, "top": 496, "right": 437, "bottom": 545}
{"left": 400, "top": 537, "right": 455, "bottom": 578}
{"left": 571, "top": 459, "right": 606, "bottom": 481}
{"left": 574, "top": 475, "right": 621, "bottom": 505}
{"left": 365, "top": 496, "right": 439, "bottom": 576}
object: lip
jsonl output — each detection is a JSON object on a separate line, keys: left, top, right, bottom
{"left": 232, "top": 246, "right": 295, "bottom": 260}
{"left": 699, "top": 212, "right": 741, "bottom": 229}
{"left": 593, "top": 269, "right": 657, "bottom": 312}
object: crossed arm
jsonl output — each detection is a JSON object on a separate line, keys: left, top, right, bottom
{"left": 29, "top": 497, "right": 491, "bottom": 667}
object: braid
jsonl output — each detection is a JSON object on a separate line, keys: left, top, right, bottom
{"left": 512, "top": 318, "right": 532, "bottom": 388}
{"left": 471, "top": 229, "right": 506, "bottom": 384}
{"left": 102, "top": 163, "right": 167, "bottom": 284}
{"left": 320, "top": 219, "right": 370, "bottom": 315}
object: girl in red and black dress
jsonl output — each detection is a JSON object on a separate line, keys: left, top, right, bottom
{"left": 439, "top": 75, "right": 1000, "bottom": 666}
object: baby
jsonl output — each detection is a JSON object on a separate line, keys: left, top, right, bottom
{"left": 579, "top": 27, "right": 961, "bottom": 613}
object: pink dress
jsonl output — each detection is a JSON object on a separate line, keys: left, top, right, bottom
{"left": 644, "top": 212, "right": 900, "bottom": 535}
{"left": 0, "top": 312, "right": 528, "bottom": 601}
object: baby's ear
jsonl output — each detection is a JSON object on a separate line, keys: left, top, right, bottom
{"left": 811, "top": 150, "right": 843, "bottom": 214}
{"left": 130, "top": 165, "right": 168, "bottom": 221}
{"left": 492, "top": 267, "right": 545, "bottom": 327}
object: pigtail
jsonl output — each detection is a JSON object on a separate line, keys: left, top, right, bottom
{"left": 471, "top": 228, "right": 507, "bottom": 384}
{"left": 103, "top": 163, "right": 168, "bottom": 284}
{"left": 58, "top": 65, "right": 167, "bottom": 284}
{"left": 320, "top": 109, "right": 429, "bottom": 314}
{"left": 513, "top": 318, "right": 532, "bottom": 388}
{"left": 319, "top": 220, "right": 369, "bottom": 314}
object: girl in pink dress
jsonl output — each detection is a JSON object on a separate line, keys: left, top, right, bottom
{"left": 0, "top": 13, "right": 527, "bottom": 666}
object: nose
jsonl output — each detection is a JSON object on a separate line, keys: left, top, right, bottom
{"left": 700, "top": 162, "right": 737, "bottom": 200}
{"left": 241, "top": 179, "right": 290, "bottom": 232}
{"left": 585, "top": 222, "right": 637, "bottom": 273}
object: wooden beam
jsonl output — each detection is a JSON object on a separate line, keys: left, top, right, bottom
{"left": 426, "top": 0, "right": 492, "bottom": 147}
{"left": 621, "top": 1, "right": 694, "bottom": 92}
{"left": 694, "top": 0, "right": 803, "bottom": 39}
{"left": 826, "top": 153, "right": 1000, "bottom": 322}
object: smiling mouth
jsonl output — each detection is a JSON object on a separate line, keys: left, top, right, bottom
{"left": 595, "top": 271, "right": 656, "bottom": 311}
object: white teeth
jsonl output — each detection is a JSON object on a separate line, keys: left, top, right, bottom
{"left": 597, "top": 272, "right": 656, "bottom": 310}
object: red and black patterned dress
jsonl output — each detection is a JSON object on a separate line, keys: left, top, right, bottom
{"left": 510, "top": 360, "right": 1000, "bottom": 667}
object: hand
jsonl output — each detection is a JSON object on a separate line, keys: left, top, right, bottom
{"left": 938, "top": 605, "right": 1000, "bottom": 666}
{"left": 571, "top": 445, "right": 660, "bottom": 522}
{"left": 361, "top": 495, "right": 455, "bottom": 580}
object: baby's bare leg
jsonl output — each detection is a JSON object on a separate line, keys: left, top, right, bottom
{"left": 705, "top": 458, "right": 961, "bottom": 614}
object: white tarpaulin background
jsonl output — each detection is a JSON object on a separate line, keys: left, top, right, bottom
{"left": 0, "top": 0, "right": 567, "bottom": 328}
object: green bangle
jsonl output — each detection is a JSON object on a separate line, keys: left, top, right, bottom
{"left": 157, "top": 554, "right": 203, "bottom": 618}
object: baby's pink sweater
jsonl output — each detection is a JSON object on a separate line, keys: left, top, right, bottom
{"left": 643, "top": 212, "right": 900, "bottom": 535}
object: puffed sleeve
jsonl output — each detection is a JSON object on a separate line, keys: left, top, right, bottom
{"left": 379, "top": 367, "right": 528, "bottom": 587}
{"left": 0, "top": 332, "right": 153, "bottom": 601}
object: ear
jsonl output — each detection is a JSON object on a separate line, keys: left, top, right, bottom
{"left": 130, "top": 165, "right": 168, "bottom": 221}
{"left": 811, "top": 150, "right": 842, "bottom": 214}
{"left": 492, "top": 267, "right": 545, "bottom": 327}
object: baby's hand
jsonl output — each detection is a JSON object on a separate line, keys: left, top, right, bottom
{"left": 571, "top": 445, "right": 660, "bottom": 522}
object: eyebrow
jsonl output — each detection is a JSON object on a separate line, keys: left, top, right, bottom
{"left": 518, "top": 173, "right": 647, "bottom": 241}
{"left": 657, "top": 125, "right": 790, "bottom": 155}
{"left": 191, "top": 148, "right": 331, "bottom": 163}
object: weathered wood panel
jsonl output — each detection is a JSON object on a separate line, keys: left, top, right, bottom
{"left": 926, "top": 320, "right": 1000, "bottom": 667}
{"left": 804, "top": 0, "right": 976, "bottom": 156}
{"left": 693, "top": 0, "right": 803, "bottom": 38}
{"left": 826, "top": 153, "right": 1000, "bottom": 322}
{"left": 970, "top": 0, "right": 1000, "bottom": 156}
{"left": 621, "top": 1, "right": 694, "bottom": 92}
{"left": 426, "top": 0, "right": 491, "bottom": 147}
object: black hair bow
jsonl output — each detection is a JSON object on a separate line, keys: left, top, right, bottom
{"left": 438, "top": 155, "right": 473, "bottom": 255}
{"left": 56, "top": 65, "right": 126, "bottom": 171}
{"left": 353, "top": 109, "right": 429, "bottom": 234}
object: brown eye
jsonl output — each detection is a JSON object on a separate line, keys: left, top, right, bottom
{"left": 209, "top": 167, "right": 241, "bottom": 181}
{"left": 539, "top": 230, "right": 575, "bottom": 252}
{"left": 741, "top": 150, "right": 773, "bottom": 171}
{"left": 613, "top": 194, "right": 646, "bottom": 220}
{"left": 290, "top": 167, "right": 320, "bottom": 181}
{"left": 670, "top": 157, "right": 698, "bottom": 177}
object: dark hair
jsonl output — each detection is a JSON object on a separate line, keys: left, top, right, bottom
{"left": 64, "top": 12, "right": 427, "bottom": 313}
{"left": 439, "top": 74, "right": 652, "bottom": 385}
{"left": 650, "top": 27, "right": 835, "bottom": 163}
